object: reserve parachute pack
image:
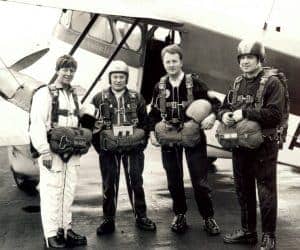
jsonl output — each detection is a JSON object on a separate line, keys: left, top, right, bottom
{"left": 94, "top": 89, "right": 146, "bottom": 153}
{"left": 154, "top": 74, "right": 203, "bottom": 147}
{"left": 216, "top": 67, "right": 289, "bottom": 150}
{"left": 30, "top": 85, "right": 92, "bottom": 162}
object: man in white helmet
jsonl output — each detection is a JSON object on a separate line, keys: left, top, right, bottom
{"left": 218, "top": 40, "right": 286, "bottom": 250}
{"left": 90, "top": 60, "right": 156, "bottom": 235}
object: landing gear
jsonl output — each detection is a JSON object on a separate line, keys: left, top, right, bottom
{"left": 11, "top": 167, "right": 39, "bottom": 196}
{"left": 207, "top": 157, "right": 218, "bottom": 173}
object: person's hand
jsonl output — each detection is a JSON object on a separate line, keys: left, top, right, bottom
{"left": 150, "top": 131, "right": 160, "bottom": 147}
{"left": 222, "top": 112, "right": 235, "bottom": 126}
{"left": 42, "top": 152, "right": 52, "bottom": 170}
{"left": 232, "top": 109, "right": 243, "bottom": 123}
{"left": 201, "top": 113, "right": 216, "bottom": 130}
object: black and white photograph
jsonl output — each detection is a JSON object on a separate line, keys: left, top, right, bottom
{"left": 0, "top": 0, "right": 300, "bottom": 249}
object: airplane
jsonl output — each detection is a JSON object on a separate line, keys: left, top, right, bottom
{"left": 0, "top": 0, "right": 300, "bottom": 192}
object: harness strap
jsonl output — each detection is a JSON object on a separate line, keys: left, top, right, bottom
{"left": 159, "top": 76, "right": 168, "bottom": 119}
{"left": 48, "top": 85, "right": 80, "bottom": 128}
{"left": 228, "top": 75, "right": 243, "bottom": 105}
{"left": 185, "top": 74, "right": 194, "bottom": 104}
{"left": 158, "top": 74, "right": 194, "bottom": 120}
{"left": 128, "top": 91, "right": 138, "bottom": 125}
{"left": 98, "top": 89, "right": 139, "bottom": 126}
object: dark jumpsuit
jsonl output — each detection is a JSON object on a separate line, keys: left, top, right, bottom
{"left": 218, "top": 70, "right": 285, "bottom": 233}
{"left": 91, "top": 88, "right": 149, "bottom": 219}
{"left": 148, "top": 74, "right": 220, "bottom": 218}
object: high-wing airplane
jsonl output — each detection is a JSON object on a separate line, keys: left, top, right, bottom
{"left": 1, "top": 0, "right": 300, "bottom": 191}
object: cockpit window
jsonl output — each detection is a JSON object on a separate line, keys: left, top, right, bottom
{"left": 71, "top": 11, "right": 92, "bottom": 32}
{"left": 59, "top": 10, "right": 72, "bottom": 28}
{"left": 153, "top": 27, "right": 181, "bottom": 44}
{"left": 89, "top": 16, "right": 113, "bottom": 43}
{"left": 115, "top": 21, "right": 142, "bottom": 51}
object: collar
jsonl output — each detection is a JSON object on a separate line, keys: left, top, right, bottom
{"left": 243, "top": 67, "right": 263, "bottom": 80}
{"left": 110, "top": 87, "right": 127, "bottom": 99}
{"left": 169, "top": 71, "right": 184, "bottom": 88}
{"left": 54, "top": 81, "right": 74, "bottom": 92}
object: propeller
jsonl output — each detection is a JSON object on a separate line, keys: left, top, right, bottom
{"left": 9, "top": 47, "right": 49, "bottom": 72}
{"left": 0, "top": 48, "right": 49, "bottom": 111}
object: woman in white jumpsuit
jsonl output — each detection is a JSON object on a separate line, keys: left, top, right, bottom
{"left": 29, "top": 55, "right": 87, "bottom": 248}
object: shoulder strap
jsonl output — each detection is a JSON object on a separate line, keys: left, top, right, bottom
{"left": 71, "top": 89, "right": 80, "bottom": 118}
{"left": 128, "top": 90, "right": 138, "bottom": 124}
{"left": 48, "top": 84, "right": 59, "bottom": 128}
{"left": 185, "top": 74, "right": 194, "bottom": 104}
{"left": 229, "top": 75, "right": 243, "bottom": 105}
{"left": 159, "top": 75, "right": 168, "bottom": 119}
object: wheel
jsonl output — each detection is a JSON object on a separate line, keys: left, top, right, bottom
{"left": 11, "top": 167, "right": 39, "bottom": 196}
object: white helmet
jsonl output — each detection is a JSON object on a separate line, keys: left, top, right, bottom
{"left": 108, "top": 60, "right": 129, "bottom": 84}
{"left": 237, "top": 39, "right": 265, "bottom": 63}
{"left": 185, "top": 99, "right": 212, "bottom": 123}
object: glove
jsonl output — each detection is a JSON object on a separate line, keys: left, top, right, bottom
{"left": 232, "top": 109, "right": 243, "bottom": 122}
{"left": 201, "top": 113, "right": 216, "bottom": 130}
{"left": 150, "top": 131, "right": 160, "bottom": 147}
{"left": 222, "top": 112, "right": 235, "bottom": 126}
{"left": 42, "top": 152, "right": 52, "bottom": 170}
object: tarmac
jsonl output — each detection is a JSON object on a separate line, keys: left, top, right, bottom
{"left": 1, "top": 145, "right": 300, "bottom": 250}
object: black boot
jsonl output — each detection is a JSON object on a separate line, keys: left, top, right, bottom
{"left": 171, "top": 214, "right": 188, "bottom": 234}
{"left": 223, "top": 228, "right": 258, "bottom": 244}
{"left": 46, "top": 228, "right": 66, "bottom": 249}
{"left": 260, "top": 233, "right": 276, "bottom": 250}
{"left": 96, "top": 218, "right": 115, "bottom": 235}
{"left": 203, "top": 217, "right": 220, "bottom": 235}
{"left": 66, "top": 229, "right": 87, "bottom": 247}
{"left": 136, "top": 217, "right": 156, "bottom": 231}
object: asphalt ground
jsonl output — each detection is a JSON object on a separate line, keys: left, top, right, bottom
{"left": 0, "top": 145, "right": 300, "bottom": 250}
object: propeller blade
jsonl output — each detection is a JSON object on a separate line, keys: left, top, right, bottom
{"left": 9, "top": 48, "right": 50, "bottom": 72}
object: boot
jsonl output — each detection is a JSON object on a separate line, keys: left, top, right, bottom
{"left": 224, "top": 228, "right": 258, "bottom": 244}
{"left": 203, "top": 217, "right": 220, "bottom": 235}
{"left": 45, "top": 228, "right": 66, "bottom": 249}
{"left": 96, "top": 218, "right": 115, "bottom": 235}
{"left": 66, "top": 229, "right": 87, "bottom": 247}
{"left": 171, "top": 214, "right": 188, "bottom": 234}
{"left": 260, "top": 233, "right": 276, "bottom": 250}
{"left": 136, "top": 217, "right": 156, "bottom": 231}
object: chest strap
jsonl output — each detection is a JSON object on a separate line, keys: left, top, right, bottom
{"left": 49, "top": 85, "right": 80, "bottom": 128}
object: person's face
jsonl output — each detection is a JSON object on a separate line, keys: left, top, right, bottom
{"left": 239, "top": 55, "right": 259, "bottom": 74}
{"left": 56, "top": 67, "right": 76, "bottom": 86}
{"left": 162, "top": 52, "right": 183, "bottom": 77}
{"left": 110, "top": 72, "right": 127, "bottom": 92}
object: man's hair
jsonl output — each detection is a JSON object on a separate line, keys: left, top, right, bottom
{"left": 161, "top": 44, "right": 183, "bottom": 60}
{"left": 56, "top": 54, "right": 77, "bottom": 71}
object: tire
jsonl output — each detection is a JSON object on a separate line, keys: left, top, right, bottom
{"left": 11, "top": 167, "right": 39, "bottom": 196}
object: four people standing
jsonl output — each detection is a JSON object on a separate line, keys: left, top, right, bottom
{"left": 30, "top": 38, "right": 286, "bottom": 250}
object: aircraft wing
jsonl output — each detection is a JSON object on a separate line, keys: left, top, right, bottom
{"left": 3, "top": 0, "right": 183, "bottom": 28}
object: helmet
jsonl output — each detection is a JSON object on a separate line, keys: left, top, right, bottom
{"left": 185, "top": 99, "right": 212, "bottom": 123}
{"left": 237, "top": 39, "right": 265, "bottom": 63}
{"left": 108, "top": 60, "right": 129, "bottom": 84}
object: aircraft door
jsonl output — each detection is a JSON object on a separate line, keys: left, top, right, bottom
{"left": 141, "top": 27, "right": 181, "bottom": 104}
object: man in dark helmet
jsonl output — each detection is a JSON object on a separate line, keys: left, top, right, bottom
{"left": 219, "top": 39, "right": 286, "bottom": 250}
{"left": 90, "top": 60, "right": 156, "bottom": 235}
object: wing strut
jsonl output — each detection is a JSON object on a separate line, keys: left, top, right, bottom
{"left": 49, "top": 13, "right": 99, "bottom": 84}
{"left": 81, "top": 18, "right": 140, "bottom": 104}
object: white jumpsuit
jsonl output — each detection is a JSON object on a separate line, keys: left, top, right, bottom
{"left": 29, "top": 84, "right": 80, "bottom": 239}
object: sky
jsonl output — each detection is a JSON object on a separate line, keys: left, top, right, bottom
{"left": 0, "top": 1, "right": 59, "bottom": 65}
